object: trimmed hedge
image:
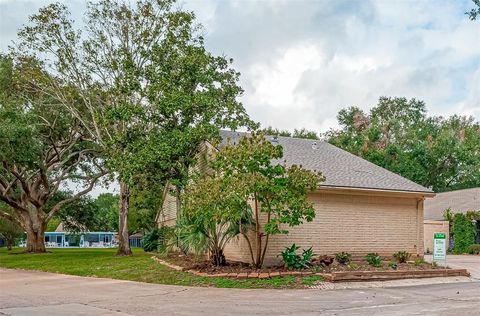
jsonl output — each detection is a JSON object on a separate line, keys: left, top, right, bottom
{"left": 452, "top": 213, "right": 476, "bottom": 254}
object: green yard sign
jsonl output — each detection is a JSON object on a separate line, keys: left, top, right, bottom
{"left": 433, "top": 232, "right": 446, "bottom": 262}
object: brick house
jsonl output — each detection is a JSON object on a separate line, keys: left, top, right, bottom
{"left": 157, "top": 131, "right": 435, "bottom": 265}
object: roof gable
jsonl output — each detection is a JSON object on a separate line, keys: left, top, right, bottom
{"left": 424, "top": 188, "right": 480, "bottom": 220}
{"left": 219, "top": 130, "right": 433, "bottom": 194}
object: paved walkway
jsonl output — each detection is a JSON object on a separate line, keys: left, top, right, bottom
{"left": 425, "top": 255, "right": 480, "bottom": 279}
{"left": 0, "top": 269, "right": 479, "bottom": 315}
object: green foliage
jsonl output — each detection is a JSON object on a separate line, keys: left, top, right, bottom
{"left": 210, "top": 131, "right": 324, "bottom": 267}
{"left": 431, "top": 261, "right": 438, "bottom": 268}
{"left": 94, "top": 193, "right": 119, "bottom": 232}
{"left": 0, "top": 205, "right": 23, "bottom": 250}
{"left": 14, "top": 0, "right": 254, "bottom": 255}
{"left": 414, "top": 258, "right": 425, "bottom": 266}
{"left": 260, "top": 126, "right": 319, "bottom": 139}
{"left": 468, "top": 244, "right": 480, "bottom": 254}
{"left": 179, "top": 171, "right": 255, "bottom": 265}
{"left": 453, "top": 213, "right": 477, "bottom": 254}
{"left": 388, "top": 262, "right": 398, "bottom": 270}
{"left": 393, "top": 251, "right": 411, "bottom": 263}
{"left": 280, "top": 244, "right": 314, "bottom": 270}
{"left": 335, "top": 252, "right": 352, "bottom": 265}
{"left": 128, "top": 185, "right": 163, "bottom": 234}
{"left": 443, "top": 208, "right": 455, "bottom": 239}
{"left": 142, "top": 227, "right": 174, "bottom": 252}
{"left": 466, "top": 0, "right": 480, "bottom": 20}
{"left": 327, "top": 97, "right": 480, "bottom": 192}
{"left": 365, "top": 253, "right": 382, "bottom": 267}
{"left": 0, "top": 55, "right": 104, "bottom": 252}
{"left": 348, "top": 262, "right": 359, "bottom": 270}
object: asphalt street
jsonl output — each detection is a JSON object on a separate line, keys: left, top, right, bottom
{"left": 1, "top": 269, "right": 479, "bottom": 315}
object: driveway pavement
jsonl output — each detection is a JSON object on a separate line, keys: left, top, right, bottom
{"left": 0, "top": 269, "right": 479, "bottom": 315}
{"left": 425, "top": 255, "right": 480, "bottom": 279}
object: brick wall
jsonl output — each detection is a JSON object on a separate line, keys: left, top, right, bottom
{"left": 224, "top": 191, "right": 425, "bottom": 265}
{"left": 423, "top": 220, "right": 449, "bottom": 254}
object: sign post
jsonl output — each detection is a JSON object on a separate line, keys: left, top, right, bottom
{"left": 433, "top": 232, "right": 447, "bottom": 267}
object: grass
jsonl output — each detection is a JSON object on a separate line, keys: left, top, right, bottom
{"left": 0, "top": 248, "right": 322, "bottom": 289}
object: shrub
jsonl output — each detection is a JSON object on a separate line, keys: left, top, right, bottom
{"left": 142, "top": 227, "right": 173, "bottom": 252}
{"left": 453, "top": 213, "right": 476, "bottom": 254}
{"left": 335, "top": 252, "right": 352, "bottom": 265}
{"left": 431, "top": 261, "right": 438, "bottom": 268}
{"left": 365, "top": 253, "right": 382, "bottom": 267}
{"left": 393, "top": 251, "right": 411, "bottom": 263}
{"left": 280, "top": 244, "right": 314, "bottom": 270}
{"left": 388, "top": 262, "right": 398, "bottom": 270}
{"left": 414, "top": 258, "right": 424, "bottom": 266}
{"left": 468, "top": 244, "right": 480, "bottom": 254}
{"left": 348, "top": 262, "right": 359, "bottom": 270}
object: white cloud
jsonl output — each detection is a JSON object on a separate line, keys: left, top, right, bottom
{"left": 1, "top": 0, "right": 479, "bottom": 130}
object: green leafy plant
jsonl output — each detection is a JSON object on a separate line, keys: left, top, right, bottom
{"left": 468, "top": 244, "right": 480, "bottom": 254}
{"left": 335, "top": 252, "right": 352, "bottom": 265}
{"left": 388, "top": 262, "right": 398, "bottom": 270}
{"left": 142, "top": 227, "right": 174, "bottom": 252}
{"left": 414, "top": 258, "right": 424, "bottom": 266}
{"left": 280, "top": 244, "right": 314, "bottom": 270}
{"left": 453, "top": 213, "right": 476, "bottom": 254}
{"left": 348, "top": 262, "right": 359, "bottom": 270}
{"left": 431, "top": 261, "right": 438, "bottom": 268}
{"left": 365, "top": 253, "right": 382, "bottom": 267}
{"left": 393, "top": 251, "right": 411, "bottom": 263}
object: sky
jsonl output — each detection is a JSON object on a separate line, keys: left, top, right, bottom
{"left": 1, "top": 0, "right": 479, "bottom": 196}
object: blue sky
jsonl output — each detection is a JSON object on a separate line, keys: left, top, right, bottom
{"left": 1, "top": 0, "right": 479, "bottom": 134}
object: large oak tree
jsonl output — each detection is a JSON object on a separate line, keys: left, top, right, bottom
{"left": 0, "top": 57, "right": 105, "bottom": 252}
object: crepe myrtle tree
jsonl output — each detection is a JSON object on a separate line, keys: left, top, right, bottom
{"left": 198, "top": 132, "right": 324, "bottom": 268}
{"left": 0, "top": 57, "right": 105, "bottom": 253}
{"left": 14, "top": 0, "right": 252, "bottom": 255}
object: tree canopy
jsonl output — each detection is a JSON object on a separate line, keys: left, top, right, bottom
{"left": 182, "top": 132, "right": 324, "bottom": 267}
{"left": 13, "top": 0, "right": 253, "bottom": 254}
{"left": 326, "top": 97, "right": 480, "bottom": 192}
{"left": 0, "top": 55, "right": 105, "bottom": 252}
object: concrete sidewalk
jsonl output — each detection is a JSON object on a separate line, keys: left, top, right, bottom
{"left": 425, "top": 255, "right": 480, "bottom": 279}
{"left": 1, "top": 268, "right": 479, "bottom": 315}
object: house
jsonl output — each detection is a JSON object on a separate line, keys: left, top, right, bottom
{"left": 424, "top": 188, "right": 480, "bottom": 252}
{"left": 157, "top": 131, "right": 435, "bottom": 265}
{"left": 38, "top": 223, "right": 117, "bottom": 248}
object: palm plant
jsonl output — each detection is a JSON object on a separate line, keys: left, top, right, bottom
{"left": 175, "top": 207, "right": 254, "bottom": 266}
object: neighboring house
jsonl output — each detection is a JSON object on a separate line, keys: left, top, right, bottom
{"left": 157, "top": 130, "right": 435, "bottom": 265}
{"left": 424, "top": 188, "right": 480, "bottom": 252}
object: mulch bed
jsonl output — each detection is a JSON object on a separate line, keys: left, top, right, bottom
{"left": 160, "top": 252, "right": 444, "bottom": 274}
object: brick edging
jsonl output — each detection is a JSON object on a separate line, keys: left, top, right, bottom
{"left": 150, "top": 257, "right": 469, "bottom": 281}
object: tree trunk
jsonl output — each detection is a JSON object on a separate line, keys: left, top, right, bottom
{"left": 117, "top": 181, "right": 132, "bottom": 256}
{"left": 254, "top": 195, "right": 262, "bottom": 268}
{"left": 211, "top": 248, "right": 226, "bottom": 266}
{"left": 6, "top": 238, "right": 13, "bottom": 251}
{"left": 25, "top": 228, "right": 46, "bottom": 253}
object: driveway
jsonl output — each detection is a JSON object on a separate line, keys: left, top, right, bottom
{"left": 0, "top": 269, "right": 479, "bottom": 316}
{"left": 425, "top": 255, "right": 480, "bottom": 279}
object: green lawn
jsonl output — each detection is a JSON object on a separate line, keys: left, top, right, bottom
{"left": 0, "top": 248, "right": 321, "bottom": 289}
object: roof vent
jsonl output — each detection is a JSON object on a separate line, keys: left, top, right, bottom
{"left": 270, "top": 137, "right": 279, "bottom": 144}
{"left": 312, "top": 142, "right": 318, "bottom": 150}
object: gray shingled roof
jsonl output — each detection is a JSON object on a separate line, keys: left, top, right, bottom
{"left": 219, "top": 130, "right": 433, "bottom": 194}
{"left": 424, "top": 188, "right": 480, "bottom": 220}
